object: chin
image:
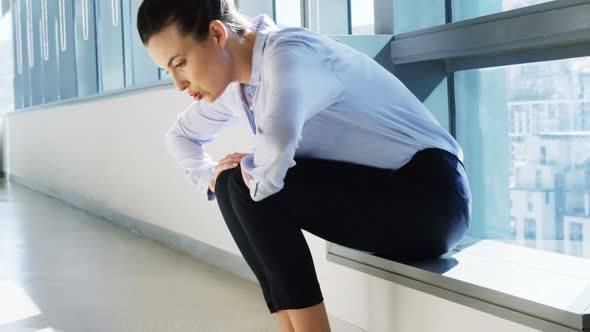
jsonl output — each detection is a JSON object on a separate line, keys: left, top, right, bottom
{"left": 205, "top": 91, "right": 221, "bottom": 103}
{"left": 204, "top": 95, "right": 214, "bottom": 103}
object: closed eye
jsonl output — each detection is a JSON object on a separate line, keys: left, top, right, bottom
{"left": 164, "top": 61, "right": 186, "bottom": 74}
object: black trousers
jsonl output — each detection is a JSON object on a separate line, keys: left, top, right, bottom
{"left": 214, "top": 147, "right": 471, "bottom": 314}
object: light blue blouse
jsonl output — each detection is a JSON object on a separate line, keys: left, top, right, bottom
{"left": 165, "top": 14, "right": 464, "bottom": 202}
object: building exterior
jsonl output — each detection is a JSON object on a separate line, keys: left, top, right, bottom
{"left": 508, "top": 58, "right": 590, "bottom": 256}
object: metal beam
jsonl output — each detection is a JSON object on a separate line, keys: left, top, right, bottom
{"left": 391, "top": 0, "right": 590, "bottom": 72}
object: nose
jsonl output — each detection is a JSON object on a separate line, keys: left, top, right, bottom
{"left": 171, "top": 73, "right": 189, "bottom": 92}
{"left": 174, "top": 79, "right": 189, "bottom": 92}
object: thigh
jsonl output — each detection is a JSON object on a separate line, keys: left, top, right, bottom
{"left": 256, "top": 157, "right": 460, "bottom": 260}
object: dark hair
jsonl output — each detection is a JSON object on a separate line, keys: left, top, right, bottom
{"left": 137, "top": 0, "right": 251, "bottom": 45}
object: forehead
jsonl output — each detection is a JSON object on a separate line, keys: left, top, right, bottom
{"left": 146, "top": 22, "right": 194, "bottom": 67}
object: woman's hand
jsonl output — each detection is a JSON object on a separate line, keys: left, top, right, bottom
{"left": 209, "top": 152, "right": 250, "bottom": 193}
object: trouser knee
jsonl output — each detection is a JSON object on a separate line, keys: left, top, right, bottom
{"left": 213, "top": 167, "right": 236, "bottom": 200}
{"left": 214, "top": 166, "right": 249, "bottom": 202}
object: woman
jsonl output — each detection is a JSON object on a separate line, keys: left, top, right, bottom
{"left": 138, "top": 0, "right": 472, "bottom": 331}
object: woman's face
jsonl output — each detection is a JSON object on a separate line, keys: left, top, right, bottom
{"left": 146, "top": 20, "right": 234, "bottom": 103}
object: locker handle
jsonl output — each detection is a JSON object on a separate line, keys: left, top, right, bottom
{"left": 59, "top": 0, "right": 67, "bottom": 52}
{"left": 41, "top": 0, "right": 49, "bottom": 61}
{"left": 111, "top": 0, "right": 119, "bottom": 26}
{"left": 82, "top": 0, "right": 89, "bottom": 40}
{"left": 26, "top": 0, "right": 34, "bottom": 68}
{"left": 15, "top": 0, "right": 23, "bottom": 74}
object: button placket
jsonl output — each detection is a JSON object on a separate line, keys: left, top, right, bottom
{"left": 240, "top": 84, "right": 257, "bottom": 135}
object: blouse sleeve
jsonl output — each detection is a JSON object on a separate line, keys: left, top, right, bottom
{"left": 239, "top": 42, "right": 344, "bottom": 202}
{"left": 165, "top": 93, "right": 241, "bottom": 201}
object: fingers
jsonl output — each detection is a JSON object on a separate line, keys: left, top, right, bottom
{"left": 212, "top": 152, "right": 251, "bottom": 183}
{"left": 221, "top": 156, "right": 243, "bottom": 165}
{"left": 228, "top": 152, "right": 249, "bottom": 158}
{"left": 221, "top": 152, "right": 249, "bottom": 164}
{"left": 216, "top": 160, "right": 239, "bottom": 174}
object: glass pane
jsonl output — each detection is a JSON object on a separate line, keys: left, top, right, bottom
{"left": 455, "top": 56, "right": 590, "bottom": 259}
{"left": 275, "top": 0, "right": 302, "bottom": 28}
{"left": 350, "top": 0, "right": 374, "bottom": 35}
{"left": 424, "top": 77, "right": 450, "bottom": 132}
{"left": 452, "top": 0, "right": 555, "bottom": 23}
{"left": 393, "top": 0, "right": 445, "bottom": 35}
{"left": 238, "top": 0, "right": 274, "bottom": 22}
{"left": 317, "top": 0, "right": 349, "bottom": 35}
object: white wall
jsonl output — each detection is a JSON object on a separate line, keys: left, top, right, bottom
{"left": 3, "top": 86, "right": 542, "bottom": 332}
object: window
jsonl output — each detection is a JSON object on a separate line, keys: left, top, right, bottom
{"left": 524, "top": 218, "right": 537, "bottom": 240}
{"left": 237, "top": 0, "right": 274, "bottom": 23}
{"left": 452, "top": 0, "right": 555, "bottom": 23}
{"left": 535, "top": 169, "right": 542, "bottom": 189}
{"left": 582, "top": 103, "right": 590, "bottom": 131}
{"left": 540, "top": 146, "right": 546, "bottom": 164}
{"left": 350, "top": 0, "right": 374, "bottom": 34}
{"left": 393, "top": 0, "right": 445, "bottom": 35}
{"left": 545, "top": 191, "right": 550, "bottom": 205}
{"left": 455, "top": 56, "right": 590, "bottom": 256}
{"left": 569, "top": 222, "right": 584, "bottom": 241}
{"left": 315, "top": 0, "right": 350, "bottom": 34}
{"left": 275, "top": 0, "right": 302, "bottom": 28}
{"left": 582, "top": 74, "right": 590, "bottom": 100}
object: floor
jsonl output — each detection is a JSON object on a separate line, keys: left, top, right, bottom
{"left": 0, "top": 178, "right": 359, "bottom": 332}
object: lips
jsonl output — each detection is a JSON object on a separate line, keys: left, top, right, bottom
{"left": 190, "top": 91, "right": 203, "bottom": 101}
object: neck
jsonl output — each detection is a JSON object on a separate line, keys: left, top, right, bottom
{"left": 230, "top": 29, "right": 257, "bottom": 85}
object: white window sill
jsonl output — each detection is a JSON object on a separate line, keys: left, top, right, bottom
{"left": 326, "top": 237, "right": 590, "bottom": 332}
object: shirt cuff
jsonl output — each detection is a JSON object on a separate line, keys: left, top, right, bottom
{"left": 207, "top": 187, "right": 216, "bottom": 201}
{"left": 202, "top": 164, "right": 217, "bottom": 201}
{"left": 249, "top": 181, "right": 261, "bottom": 201}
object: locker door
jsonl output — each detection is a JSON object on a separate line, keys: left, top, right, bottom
{"left": 121, "top": 0, "right": 131, "bottom": 87}
{"left": 24, "top": 0, "right": 44, "bottom": 106}
{"left": 41, "top": 0, "right": 60, "bottom": 103}
{"left": 57, "top": 0, "right": 78, "bottom": 100}
{"left": 73, "top": 0, "right": 98, "bottom": 97}
{"left": 96, "top": 0, "right": 125, "bottom": 92}
{"left": 19, "top": 0, "right": 31, "bottom": 107}
{"left": 11, "top": 0, "right": 23, "bottom": 109}
{"left": 127, "top": 0, "right": 158, "bottom": 86}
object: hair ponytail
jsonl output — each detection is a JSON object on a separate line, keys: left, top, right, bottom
{"left": 137, "top": 0, "right": 251, "bottom": 45}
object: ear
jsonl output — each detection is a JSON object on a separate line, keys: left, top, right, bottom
{"left": 209, "top": 20, "right": 228, "bottom": 49}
